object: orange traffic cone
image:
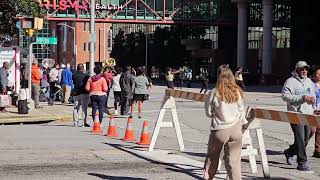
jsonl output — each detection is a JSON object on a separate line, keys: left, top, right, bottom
{"left": 105, "top": 114, "right": 117, "bottom": 137}
{"left": 91, "top": 112, "right": 102, "bottom": 134}
{"left": 137, "top": 121, "right": 150, "bottom": 145}
{"left": 123, "top": 116, "right": 135, "bottom": 141}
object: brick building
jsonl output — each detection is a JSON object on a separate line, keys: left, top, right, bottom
{"left": 49, "top": 22, "right": 112, "bottom": 69}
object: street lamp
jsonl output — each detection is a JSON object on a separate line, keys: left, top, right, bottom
{"left": 57, "top": 23, "right": 76, "bottom": 67}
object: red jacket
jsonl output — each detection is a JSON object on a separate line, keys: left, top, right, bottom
{"left": 31, "top": 65, "right": 41, "bottom": 84}
{"left": 102, "top": 72, "right": 113, "bottom": 86}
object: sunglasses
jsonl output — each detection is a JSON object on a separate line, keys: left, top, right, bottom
{"left": 298, "top": 68, "right": 308, "bottom": 71}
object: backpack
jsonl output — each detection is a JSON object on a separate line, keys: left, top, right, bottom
{"left": 18, "top": 100, "right": 28, "bottom": 114}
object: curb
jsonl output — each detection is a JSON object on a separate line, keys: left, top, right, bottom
{"left": 0, "top": 115, "right": 73, "bottom": 124}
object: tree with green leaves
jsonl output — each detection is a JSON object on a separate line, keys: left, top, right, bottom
{"left": 0, "top": 0, "right": 41, "bottom": 38}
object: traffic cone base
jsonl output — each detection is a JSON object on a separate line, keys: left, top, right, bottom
{"left": 105, "top": 115, "right": 117, "bottom": 137}
{"left": 91, "top": 112, "right": 102, "bottom": 134}
{"left": 123, "top": 116, "right": 135, "bottom": 141}
{"left": 137, "top": 121, "right": 150, "bottom": 145}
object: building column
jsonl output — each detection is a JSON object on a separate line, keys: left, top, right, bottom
{"left": 262, "top": 0, "right": 273, "bottom": 74}
{"left": 236, "top": 0, "right": 248, "bottom": 69}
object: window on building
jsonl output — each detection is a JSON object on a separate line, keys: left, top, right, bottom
{"left": 83, "top": 43, "right": 87, "bottom": 51}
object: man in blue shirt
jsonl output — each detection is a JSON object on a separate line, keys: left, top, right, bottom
{"left": 61, "top": 63, "right": 73, "bottom": 104}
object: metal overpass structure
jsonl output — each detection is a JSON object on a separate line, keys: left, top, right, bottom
{"left": 40, "top": 0, "right": 232, "bottom": 25}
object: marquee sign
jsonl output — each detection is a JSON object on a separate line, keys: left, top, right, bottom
{"left": 39, "top": 0, "right": 123, "bottom": 11}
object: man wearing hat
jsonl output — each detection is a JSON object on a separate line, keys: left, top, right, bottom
{"left": 282, "top": 61, "right": 316, "bottom": 171}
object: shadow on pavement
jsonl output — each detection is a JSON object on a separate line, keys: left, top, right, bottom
{"left": 183, "top": 151, "right": 207, "bottom": 158}
{"left": 266, "top": 150, "right": 284, "bottom": 156}
{"left": 243, "top": 175, "right": 291, "bottom": 180}
{"left": 88, "top": 173, "right": 147, "bottom": 180}
{"left": 104, "top": 143, "right": 203, "bottom": 180}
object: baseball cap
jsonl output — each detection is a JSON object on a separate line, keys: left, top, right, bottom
{"left": 60, "top": 64, "right": 66, "bottom": 68}
{"left": 295, "top": 61, "right": 310, "bottom": 69}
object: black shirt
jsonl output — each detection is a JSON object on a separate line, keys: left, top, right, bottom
{"left": 72, "top": 71, "right": 90, "bottom": 95}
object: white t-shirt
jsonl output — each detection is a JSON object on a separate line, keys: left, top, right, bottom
{"left": 112, "top": 74, "right": 121, "bottom": 92}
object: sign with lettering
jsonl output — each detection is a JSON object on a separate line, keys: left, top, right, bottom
{"left": 39, "top": 0, "right": 123, "bottom": 11}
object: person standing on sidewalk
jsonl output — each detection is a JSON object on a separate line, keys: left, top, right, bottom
{"left": 112, "top": 67, "right": 122, "bottom": 115}
{"left": 49, "top": 64, "right": 60, "bottom": 100}
{"left": 312, "top": 67, "right": 320, "bottom": 158}
{"left": 85, "top": 66, "right": 108, "bottom": 124}
{"left": 130, "top": 67, "right": 149, "bottom": 118}
{"left": 61, "top": 63, "right": 73, "bottom": 104}
{"left": 282, "top": 61, "right": 316, "bottom": 171}
{"left": 0, "top": 62, "right": 9, "bottom": 112}
{"left": 235, "top": 67, "right": 246, "bottom": 90}
{"left": 203, "top": 64, "right": 246, "bottom": 180}
{"left": 120, "top": 66, "right": 134, "bottom": 115}
{"left": 102, "top": 67, "right": 113, "bottom": 114}
{"left": 200, "top": 70, "right": 209, "bottom": 93}
{"left": 31, "top": 59, "right": 42, "bottom": 109}
{"left": 72, "top": 64, "right": 90, "bottom": 127}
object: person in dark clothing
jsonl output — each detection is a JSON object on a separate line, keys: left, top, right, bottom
{"left": 0, "top": 62, "right": 9, "bottom": 112}
{"left": 72, "top": 64, "right": 90, "bottom": 127}
{"left": 120, "top": 66, "right": 134, "bottom": 115}
{"left": 200, "top": 72, "right": 209, "bottom": 93}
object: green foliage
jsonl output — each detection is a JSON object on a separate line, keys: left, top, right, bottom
{"left": 0, "top": 0, "right": 41, "bottom": 37}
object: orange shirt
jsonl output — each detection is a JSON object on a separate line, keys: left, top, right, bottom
{"left": 85, "top": 75, "right": 108, "bottom": 95}
{"left": 31, "top": 65, "right": 41, "bottom": 84}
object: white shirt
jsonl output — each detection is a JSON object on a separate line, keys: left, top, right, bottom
{"left": 112, "top": 74, "right": 121, "bottom": 92}
{"left": 49, "top": 68, "right": 59, "bottom": 82}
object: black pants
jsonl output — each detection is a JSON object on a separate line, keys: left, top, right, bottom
{"left": 120, "top": 92, "right": 131, "bottom": 115}
{"left": 90, "top": 95, "right": 106, "bottom": 124}
{"left": 236, "top": 80, "right": 245, "bottom": 90}
{"left": 200, "top": 80, "right": 208, "bottom": 93}
{"left": 287, "top": 124, "right": 313, "bottom": 164}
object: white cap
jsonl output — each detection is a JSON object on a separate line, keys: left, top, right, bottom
{"left": 295, "top": 61, "right": 310, "bottom": 69}
{"left": 61, "top": 64, "right": 66, "bottom": 68}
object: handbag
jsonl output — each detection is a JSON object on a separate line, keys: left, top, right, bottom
{"left": 0, "top": 94, "right": 9, "bottom": 107}
{"left": 144, "top": 94, "right": 150, "bottom": 100}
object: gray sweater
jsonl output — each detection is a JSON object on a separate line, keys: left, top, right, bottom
{"left": 133, "top": 75, "right": 149, "bottom": 95}
{"left": 282, "top": 71, "right": 316, "bottom": 114}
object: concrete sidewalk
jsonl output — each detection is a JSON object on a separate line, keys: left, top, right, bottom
{"left": 0, "top": 103, "right": 73, "bottom": 124}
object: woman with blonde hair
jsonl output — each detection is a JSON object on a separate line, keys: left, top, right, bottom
{"left": 203, "top": 64, "right": 247, "bottom": 180}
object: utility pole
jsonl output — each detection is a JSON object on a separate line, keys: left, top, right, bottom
{"left": 89, "top": 0, "right": 95, "bottom": 76}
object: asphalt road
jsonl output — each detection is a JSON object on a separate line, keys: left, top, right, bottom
{"left": 0, "top": 85, "right": 319, "bottom": 179}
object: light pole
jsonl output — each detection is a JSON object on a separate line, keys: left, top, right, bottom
{"left": 89, "top": 0, "right": 95, "bottom": 76}
{"left": 57, "top": 23, "right": 76, "bottom": 67}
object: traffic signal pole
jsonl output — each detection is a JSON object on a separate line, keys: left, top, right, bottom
{"left": 89, "top": 0, "right": 95, "bottom": 76}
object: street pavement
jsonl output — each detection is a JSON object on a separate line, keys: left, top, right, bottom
{"left": 0, "top": 85, "right": 319, "bottom": 179}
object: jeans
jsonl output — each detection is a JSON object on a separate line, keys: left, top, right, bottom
{"left": 90, "top": 95, "right": 106, "bottom": 124}
{"left": 73, "top": 94, "right": 90, "bottom": 123}
{"left": 200, "top": 80, "right": 209, "bottom": 93}
{"left": 31, "top": 83, "right": 40, "bottom": 107}
{"left": 287, "top": 124, "right": 313, "bottom": 164}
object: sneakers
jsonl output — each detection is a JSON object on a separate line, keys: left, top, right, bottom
{"left": 297, "top": 163, "right": 311, "bottom": 171}
{"left": 73, "top": 121, "right": 78, "bottom": 127}
{"left": 114, "top": 110, "right": 118, "bottom": 115}
{"left": 284, "top": 149, "right": 294, "bottom": 165}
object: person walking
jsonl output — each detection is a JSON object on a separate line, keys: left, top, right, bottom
{"left": 85, "top": 66, "right": 108, "bottom": 124}
{"left": 312, "top": 67, "right": 320, "bottom": 158}
{"left": 200, "top": 70, "right": 209, "bottom": 93}
{"left": 120, "top": 66, "right": 134, "bottom": 115}
{"left": 112, "top": 67, "right": 122, "bottom": 115}
{"left": 166, "top": 68, "right": 174, "bottom": 89}
{"left": 235, "top": 67, "right": 246, "bottom": 90}
{"left": 61, "top": 63, "right": 73, "bottom": 104}
{"left": 31, "top": 59, "right": 42, "bottom": 109}
{"left": 49, "top": 63, "right": 60, "bottom": 100}
{"left": 102, "top": 67, "right": 113, "bottom": 114}
{"left": 203, "top": 64, "right": 247, "bottom": 180}
{"left": 282, "top": 61, "right": 316, "bottom": 171}
{"left": 72, "top": 64, "right": 90, "bottom": 127}
{"left": 0, "top": 62, "right": 9, "bottom": 112}
{"left": 130, "top": 67, "right": 149, "bottom": 118}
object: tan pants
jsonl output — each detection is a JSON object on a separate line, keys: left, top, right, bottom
{"left": 203, "top": 121, "right": 242, "bottom": 180}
